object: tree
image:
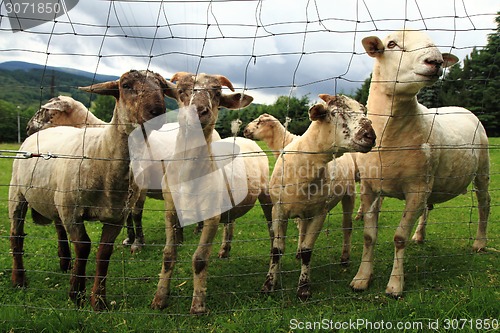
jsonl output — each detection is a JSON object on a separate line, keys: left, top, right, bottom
{"left": 91, "top": 95, "right": 115, "bottom": 122}
{"left": 354, "top": 74, "right": 371, "bottom": 105}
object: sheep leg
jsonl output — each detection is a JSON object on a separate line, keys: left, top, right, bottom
{"left": 151, "top": 210, "right": 179, "bottom": 310}
{"left": 68, "top": 224, "right": 92, "bottom": 307}
{"left": 10, "top": 198, "right": 29, "bottom": 288}
{"left": 340, "top": 194, "right": 355, "bottom": 266}
{"left": 262, "top": 205, "right": 288, "bottom": 294}
{"left": 54, "top": 218, "right": 71, "bottom": 272}
{"left": 191, "top": 216, "right": 220, "bottom": 315}
{"left": 386, "top": 192, "right": 427, "bottom": 297}
{"left": 218, "top": 220, "right": 234, "bottom": 259}
{"left": 350, "top": 192, "right": 381, "bottom": 291}
{"left": 411, "top": 206, "right": 428, "bottom": 244}
{"left": 123, "top": 214, "right": 136, "bottom": 246}
{"left": 472, "top": 168, "right": 490, "bottom": 251}
{"left": 90, "top": 222, "right": 123, "bottom": 311}
{"left": 258, "top": 191, "right": 274, "bottom": 244}
{"left": 296, "top": 213, "right": 326, "bottom": 301}
{"left": 131, "top": 198, "right": 146, "bottom": 253}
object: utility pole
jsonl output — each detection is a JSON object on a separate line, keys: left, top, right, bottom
{"left": 17, "top": 105, "right": 21, "bottom": 144}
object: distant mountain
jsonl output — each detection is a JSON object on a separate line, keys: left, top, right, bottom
{"left": 0, "top": 61, "right": 118, "bottom": 83}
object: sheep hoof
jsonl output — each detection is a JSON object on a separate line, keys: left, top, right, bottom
{"left": 411, "top": 234, "right": 425, "bottom": 244}
{"left": 473, "top": 240, "right": 487, "bottom": 252}
{"left": 151, "top": 296, "right": 168, "bottom": 310}
{"left": 385, "top": 291, "right": 404, "bottom": 300}
{"left": 217, "top": 250, "right": 230, "bottom": 259}
{"left": 297, "top": 285, "right": 311, "bottom": 301}
{"left": 91, "top": 295, "right": 110, "bottom": 312}
{"left": 70, "top": 290, "right": 86, "bottom": 308}
{"left": 350, "top": 277, "right": 370, "bottom": 292}
{"left": 340, "top": 257, "right": 350, "bottom": 267}
{"left": 130, "top": 240, "right": 145, "bottom": 254}
{"left": 11, "top": 272, "right": 27, "bottom": 288}
{"left": 261, "top": 278, "right": 275, "bottom": 295}
{"left": 190, "top": 304, "right": 209, "bottom": 315}
{"left": 122, "top": 237, "right": 133, "bottom": 246}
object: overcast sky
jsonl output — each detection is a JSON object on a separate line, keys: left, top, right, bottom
{"left": 0, "top": 0, "right": 497, "bottom": 104}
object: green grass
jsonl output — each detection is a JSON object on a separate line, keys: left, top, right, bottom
{"left": 0, "top": 140, "right": 499, "bottom": 332}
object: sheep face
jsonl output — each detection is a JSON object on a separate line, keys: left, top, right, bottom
{"left": 362, "top": 30, "right": 459, "bottom": 95}
{"left": 80, "top": 70, "right": 170, "bottom": 132}
{"left": 168, "top": 72, "right": 253, "bottom": 135}
{"left": 309, "top": 94, "right": 375, "bottom": 153}
{"left": 26, "top": 96, "right": 85, "bottom": 135}
{"left": 243, "top": 113, "right": 277, "bottom": 140}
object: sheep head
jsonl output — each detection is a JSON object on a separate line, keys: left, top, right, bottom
{"left": 80, "top": 70, "right": 171, "bottom": 133}
{"left": 168, "top": 72, "right": 253, "bottom": 136}
{"left": 26, "top": 96, "right": 87, "bottom": 135}
{"left": 362, "top": 29, "right": 459, "bottom": 96}
{"left": 309, "top": 94, "right": 375, "bottom": 154}
{"left": 243, "top": 113, "right": 278, "bottom": 140}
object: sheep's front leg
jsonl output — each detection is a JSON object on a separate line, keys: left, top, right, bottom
{"left": 386, "top": 192, "right": 427, "bottom": 297}
{"left": 191, "top": 216, "right": 220, "bottom": 315}
{"left": 91, "top": 222, "right": 123, "bottom": 311}
{"left": 68, "top": 223, "right": 92, "bottom": 307}
{"left": 218, "top": 220, "right": 234, "bottom": 259}
{"left": 350, "top": 191, "right": 380, "bottom": 291}
{"left": 340, "top": 194, "right": 355, "bottom": 266}
{"left": 296, "top": 213, "right": 326, "bottom": 301}
{"left": 10, "top": 198, "right": 28, "bottom": 288}
{"left": 261, "top": 205, "right": 288, "bottom": 294}
{"left": 151, "top": 210, "right": 178, "bottom": 310}
{"left": 131, "top": 198, "right": 146, "bottom": 253}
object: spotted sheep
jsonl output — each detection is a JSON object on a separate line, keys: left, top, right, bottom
{"left": 350, "top": 29, "right": 490, "bottom": 297}
{"left": 260, "top": 94, "right": 376, "bottom": 300}
{"left": 26, "top": 95, "right": 108, "bottom": 136}
{"left": 9, "top": 69, "right": 169, "bottom": 311}
{"left": 244, "top": 112, "right": 361, "bottom": 266}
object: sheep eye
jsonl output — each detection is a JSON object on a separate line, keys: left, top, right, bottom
{"left": 215, "top": 91, "right": 221, "bottom": 98}
{"left": 387, "top": 41, "right": 398, "bottom": 49}
{"left": 122, "top": 83, "right": 132, "bottom": 89}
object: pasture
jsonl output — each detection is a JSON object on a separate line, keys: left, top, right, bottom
{"left": 0, "top": 139, "right": 498, "bottom": 332}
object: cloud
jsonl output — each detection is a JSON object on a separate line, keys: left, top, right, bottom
{"left": 0, "top": 0, "right": 497, "bottom": 104}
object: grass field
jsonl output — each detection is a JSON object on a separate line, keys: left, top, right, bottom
{"left": 0, "top": 140, "right": 498, "bottom": 332}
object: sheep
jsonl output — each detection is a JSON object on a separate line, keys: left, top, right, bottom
{"left": 26, "top": 95, "right": 107, "bottom": 135}
{"left": 24, "top": 93, "right": 222, "bottom": 252}
{"left": 260, "top": 94, "right": 376, "bottom": 300}
{"left": 350, "top": 29, "right": 490, "bottom": 297}
{"left": 9, "top": 69, "right": 170, "bottom": 311}
{"left": 150, "top": 72, "right": 273, "bottom": 314}
{"left": 243, "top": 113, "right": 298, "bottom": 158}
{"left": 244, "top": 113, "right": 359, "bottom": 265}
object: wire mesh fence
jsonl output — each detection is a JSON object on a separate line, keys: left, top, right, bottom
{"left": 0, "top": 0, "right": 498, "bottom": 332}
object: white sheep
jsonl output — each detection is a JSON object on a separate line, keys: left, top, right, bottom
{"left": 351, "top": 29, "right": 490, "bottom": 297}
{"left": 151, "top": 72, "right": 273, "bottom": 314}
{"left": 244, "top": 113, "right": 298, "bottom": 158}
{"left": 26, "top": 95, "right": 107, "bottom": 135}
{"left": 244, "top": 112, "right": 359, "bottom": 265}
{"left": 260, "top": 94, "right": 375, "bottom": 300}
{"left": 9, "top": 69, "right": 170, "bottom": 311}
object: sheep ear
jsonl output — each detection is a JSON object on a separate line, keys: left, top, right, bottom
{"left": 362, "top": 36, "right": 384, "bottom": 57}
{"left": 309, "top": 103, "right": 328, "bottom": 121}
{"left": 163, "top": 80, "right": 178, "bottom": 99}
{"left": 442, "top": 53, "right": 459, "bottom": 68}
{"left": 220, "top": 93, "right": 253, "bottom": 110}
{"left": 41, "top": 98, "right": 69, "bottom": 113}
{"left": 318, "top": 94, "right": 336, "bottom": 103}
{"left": 170, "top": 72, "right": 191, "bottom": 83}
{"left": 79, "top": 81, "right": 119, "bottom": 98}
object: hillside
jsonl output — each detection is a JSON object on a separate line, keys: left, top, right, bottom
{"left": 0, "top": 61, "right": 120, "bottom": 108}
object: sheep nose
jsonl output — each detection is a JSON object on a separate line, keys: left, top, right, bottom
{"left": 197, "top": 106, "right": 210, "bottom": 118}
{"left": 425, "top": 58, "right": 443, "bottom": 69}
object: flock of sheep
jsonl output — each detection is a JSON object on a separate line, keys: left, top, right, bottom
{"left": 9, "top": 29, "right": 490, "bottom": 314}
